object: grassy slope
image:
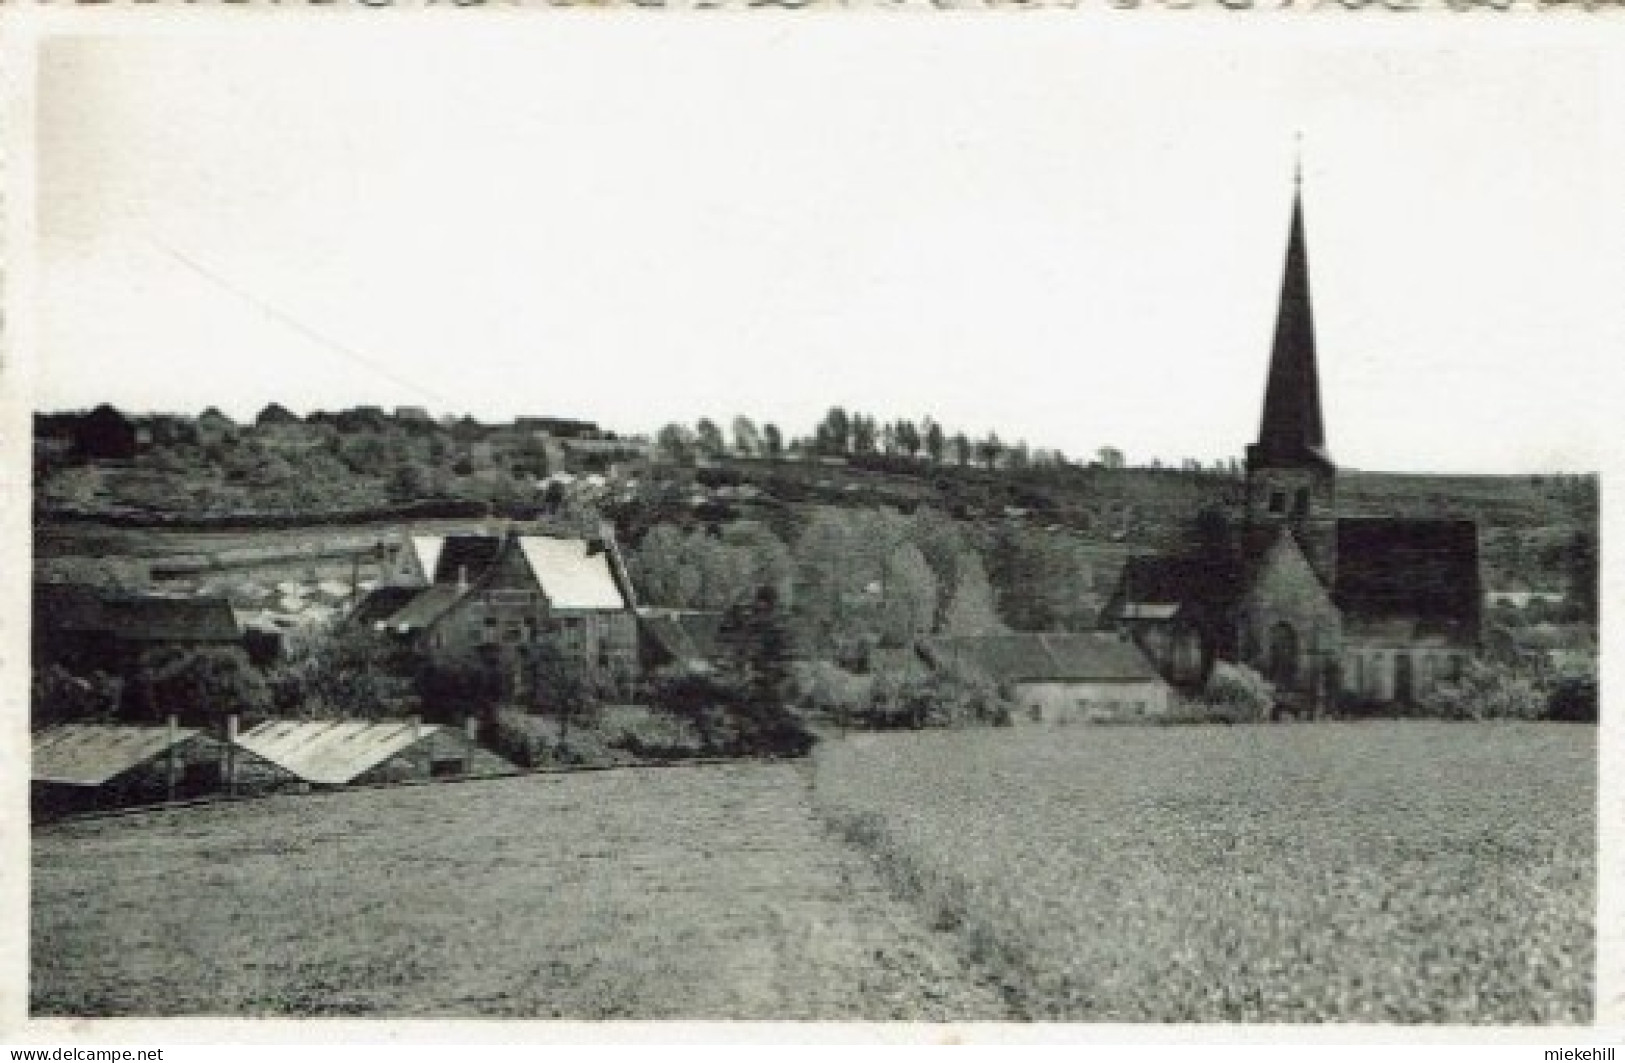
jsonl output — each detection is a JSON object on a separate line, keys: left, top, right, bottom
{"left": 31, "top": 764, "right": 1006, "bottom": 1020}
{"left": 814, "top": 723, "right": 1595, "bottom": 1023}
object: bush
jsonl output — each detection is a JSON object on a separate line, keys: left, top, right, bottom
{"left": 869, "top": 657, "right": 1012, "bottom": 729}
{"left": 1167, "top": 662, "right": 1274, "bottom": 725}
{"left": 1420, "top": 659, "right": 1545, "bottom": 721}
{"left": 599, "top": 704, "right": 707, "bottom": 760}
{"left": 647, "top": 669, "right": 815, "bottom": 757}
{"left": 1546, "top": 676, "right": 1598, "bottom": 723}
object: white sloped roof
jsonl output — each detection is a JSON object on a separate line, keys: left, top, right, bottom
{"left": 33, "top": 724, "right": 204, "bottom": 786}
{"left": 517, "top": 536, "right": 627, "bottom": 611}
{"left": 411, "top": 536, "right": 445, "bottom": 582}
{"left": 236, "top": 719, "right": 442, "bottom": 785}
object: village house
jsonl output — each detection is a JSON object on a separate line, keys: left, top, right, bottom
{"left": 1105, "top": 175, "right": 1483, "bottom": 711}
{"left": 353, "top": 528, "right": 640, "bottom": 693}
{"left": 915, "top": 633, "right": 1173, "bottom": 723}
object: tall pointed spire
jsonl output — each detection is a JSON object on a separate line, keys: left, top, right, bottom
{"left": 1254, "top": 171, "right": 1331, "bottom": 469}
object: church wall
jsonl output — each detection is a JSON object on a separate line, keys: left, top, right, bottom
{"left": 1236, "top": 535, "right": 1342, "bottom": 695}
{"left": 1342, "top": 643, "right": 1471, "bottom": 705}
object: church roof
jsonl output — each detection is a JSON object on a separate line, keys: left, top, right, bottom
{"left": 1333, "top": 518, "right": 1481, "bottom": 627}
{"left": 1253, "top": 186, "right": 1332, "bottom": 470}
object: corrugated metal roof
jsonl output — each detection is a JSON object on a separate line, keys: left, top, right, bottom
{"left": 236, "top": 719, "right": 444, "bottom": 785}
{"left": 518, "top": 536, "right": 628, "bottom": 611}
{"left": 33, "top": 724, "right": 204, "bottom": 786}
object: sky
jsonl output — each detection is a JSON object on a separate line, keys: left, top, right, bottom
{"left": 32, "top": 18, "right": 1623, "bottom": 474}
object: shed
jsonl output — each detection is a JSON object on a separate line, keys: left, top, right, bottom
{"left": 32, "top": 723, "right": 225, "bottom": 816}
{"left": 234, "top": 719, "right": 506, "bottom": 788}
{"left": 919, "top": 633, "right": 1173, "bottom": 724}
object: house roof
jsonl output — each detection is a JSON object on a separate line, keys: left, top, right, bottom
{"left": 33, "top": 723, "right": 206, "bottom": 787}
{"left": 920, "top": 633, "right": 1163, "bottom": 684}
{"left": 98, "top": 595, "right": 242, "bottom": 642}
{"left": 36, "top": 586, "right": 242, "bottom": 643}
{"left": 1113, "top": 555, "right": 1215, "bottom": 608}
{"left": 517, "top": 536, "right": 628, "bottom": 611}
{"left": 430, "top": 535, "right": 504, "bottom": 585}
{"left": 379, "top": 584, "right": 468, "bottom": 632}
{"left": 1334, "top": 518, "right": 1480, "bottom": 625}
{"left": 235, "top": 719, "right": 447, "bottom": 785}
{"left": 347, "top": 586, "right": 423, "bottom": 630}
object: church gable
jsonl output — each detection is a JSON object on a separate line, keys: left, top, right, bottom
{"left": 1237, "top": 529, "right": 1341, "bottom": 694}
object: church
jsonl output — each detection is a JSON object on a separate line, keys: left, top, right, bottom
{"left": 1105, "top": 178, "right": 1483, "bottom": 713}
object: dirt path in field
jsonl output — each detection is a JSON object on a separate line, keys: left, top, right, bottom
{"left": 32, "top": 763, "right": 1009, "bottom": 1020}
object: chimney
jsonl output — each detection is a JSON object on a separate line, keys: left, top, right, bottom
{"left": 409, "top": 714, "right": 425, "bottom": 740}
{"left": 225, "top": 714, "right": 239, "bottom": 797}
{"left": 457, "top": 565, "right": 468, "bottom": 592}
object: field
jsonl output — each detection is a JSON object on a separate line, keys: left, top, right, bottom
{"left": 33, "top": 723, "right": 1594, "bottom": 1022}
{"left": 31, "top": 763, "right": 1005, "bottom": 1019}
{"left": 814, "top": 723, "right": 1595, "bottom": 1023}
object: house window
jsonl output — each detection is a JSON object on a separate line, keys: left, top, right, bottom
{"left": 1292, "top": 488, "right": 1310, "bottom": 518}
{"left": 1268, "top": 490, "right": 1286, "bottom": 515}
{"left": 481, "top": 616, "right": 498, "bottom": 644}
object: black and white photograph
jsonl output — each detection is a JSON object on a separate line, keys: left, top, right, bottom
{"left": 4, "top": 11, "right": 1617, "bottom": 1038}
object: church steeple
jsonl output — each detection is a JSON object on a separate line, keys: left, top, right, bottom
{"left": 1245, "top": 167, "right": 1338, "bottom": 588}
{"left": 1252, "top": 178, "right": 1331, "bottom": 470}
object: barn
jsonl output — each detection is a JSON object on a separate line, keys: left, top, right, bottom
{"left": 32, "top": 722, "right": 225, "bottom": 817}
{"left": 918, "top": 633, "right": 1173, "bottom": 724}
{"left": 233, "top": 718, "right": 509, "bottom": 790}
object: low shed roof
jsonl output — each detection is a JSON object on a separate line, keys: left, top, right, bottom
{"left": 236, "top": 719, "right": 449, "bottom": 785}
{"left": 33, "top": 724, "right": 206, "bottom": 787}
{"left": 921, "top": 633, "right": 1163, "bottom": 684}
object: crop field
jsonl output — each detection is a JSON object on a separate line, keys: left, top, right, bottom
{"left": 32, "top": 764, "right": 1006, "bottom": 1019}
{"left": 814, "top": 723, "right": 1595, "bottom": 1023}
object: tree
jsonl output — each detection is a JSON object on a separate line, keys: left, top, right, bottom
{"left": 923, "top": 418, "right": 945, "bottom": 464}
{"left": 762, "top": 423, "right": 784, "bottom": 461}
{"left": 695, "top": 418, "right": 725, "bottom": 459}
{"left": 656, "top": 423, "right": 697, "bottom": 466}
{"left": 952, "top": 432, "right": 972, "bottom": 467}
{"left": 1566, "top": 529, "right": 1598, "bottom": 625}
{"left": 879, "top": 542, "right": 939, "bottom": 645}
{"left": 274, "top": 628, "right": 421, "bottom": 720}
{"left": 386, "top": 460, "right": 433, "bottom": 503}
{"left": 717, "top": 585, "right": 809, "bottom": 755}
{"left": 938, "top": 551, "right": 1003, "bottom": 636}
{"left": 525, "top": 639, "right": 597, "bottom": 740}
{"left": 731, "top": 416, "right": 762, "bottom": 458}
{"left": 137, "top": 646, "right": 271, "bottom": 726}
{"left": 896, "top": 419, "right": 922, "bottom": 459}
{"left": 817, "top": 407, "right": 852, "bottom": 456}
{"left": 977, "top": 432, "right": 1004, "bottom": 470}
{"left": 852, "top": 414, "right": 877, "bottom": 455}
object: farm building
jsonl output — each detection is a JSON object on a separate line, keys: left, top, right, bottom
{"left": 356, "top": 529, "right": 639, "bottom": 694}
{"left": 1105, "top": 176, "right": 1482, "bottom": 712}
{"left": 233, "top": 718, "right": 509, "bottom": 790}
{"left": 32, "top": 722, "right": 226, "bottom": 816}
{"left": 34, "top": 585, "right": 245, "bottom": 673}
{"left": 917, "top": 633, "right": 1173, "bottom": 724}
